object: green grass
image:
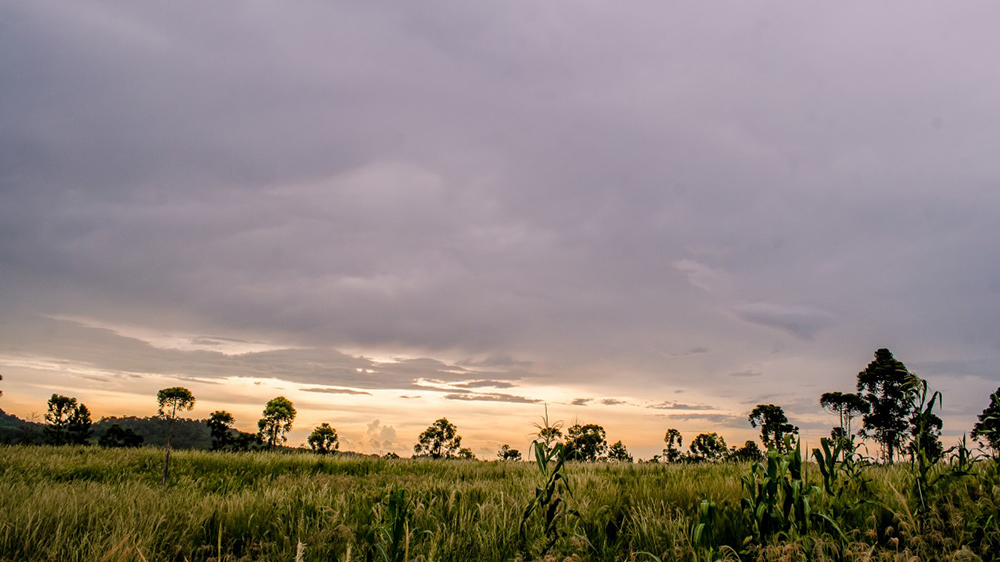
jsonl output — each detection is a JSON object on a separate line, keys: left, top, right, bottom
{"left": 1, "top": 445, "right": 997, "bottom": 561}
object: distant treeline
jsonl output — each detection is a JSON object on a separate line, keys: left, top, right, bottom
{"left": 0, "top": 412, "right": 211, "bottom": 449}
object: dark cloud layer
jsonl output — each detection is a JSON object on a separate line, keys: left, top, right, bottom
{"left": 3, "top": 1, "right": 1000, "bottom": 443}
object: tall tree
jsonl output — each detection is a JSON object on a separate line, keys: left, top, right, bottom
{"left": 257, "top": 396, "right": 296, "bottom": 449}
{"left": 564, "top": 423, "right": 607, "bottom": 462}
{"left": 607, "top": 440, "right": 633, "bottom": 463}
{"left": 662, "top": 428, "right": 683, "bottom": 463}
{"left": 157, "top": 387, "right": 195, "bottom": 487}
{"left": 689, "top": 432, "right": 727, "bottom": 462}
{"left": 971, "top": 387, "right": 1000, "bottom": 455}
{"left": 207, "top": 410, "right": 236, "bottom": 451}
{"left": 819, "top": 391, "right": 869, "bottom": 440}
{"left": 307, "top": 423, "right": 339, "bottom": 454}
{"left": 748, "top": 404, "right": 798, "bottom": 452}
{"left": 44, "top": 394, "right": 92, "bottom": 445}
{"left": 856, "top": 348, "right": 920, "bottom": 463}
{"left": 414, "top": 418, "right": 462, "bottom": 459}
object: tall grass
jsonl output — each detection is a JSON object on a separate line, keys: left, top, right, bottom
{"left": 1, "top": 445, "right": 997, "bottom": 561}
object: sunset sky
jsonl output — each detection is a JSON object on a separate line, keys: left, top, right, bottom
{"left": 2, "top": 1, "right": 999, "bottom": 459}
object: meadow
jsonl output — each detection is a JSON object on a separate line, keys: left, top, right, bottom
{"left": 1, "top": 444, "right": 998, "bottom": 562}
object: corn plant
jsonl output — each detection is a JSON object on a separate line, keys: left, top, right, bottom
{"left": 519, "top": 438, "right": 575, "bottom": 557}
{"left": 741, "top": 435, "right": 818, "bottom": 544}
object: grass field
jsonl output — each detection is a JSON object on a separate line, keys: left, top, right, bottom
{"left": 1, "top": 445, "right": 997, "bottom": 561}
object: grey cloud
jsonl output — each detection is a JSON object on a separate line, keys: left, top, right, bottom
{"left": 300, "top": 387, "right": 372, "bottom": 396}
{"left": 443, "top": 393, "right": 541, "bottom": 404}
{"left": 729, "top": 370, "right": 762, "bottom": 378}
{"left": 452, "top": 380, "right": 516, "bottom": 389}
{"left": 571, "top": 398, "right": 591, "bottom": 406}
{"left": 647, "top": 402, "right": 714, "bottom": 411}
{"left": 732, "top": 303, "right": 836, "bottom": 341}
{"left": 601, "top": 399, "right": 628, "bottom": 406}
{"left": 1, "top": 0, "right": 999, "bottom": 445}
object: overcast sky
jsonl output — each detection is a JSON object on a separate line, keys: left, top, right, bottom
{"left": 2, "top": 1, "right": 999, "bottom": 458}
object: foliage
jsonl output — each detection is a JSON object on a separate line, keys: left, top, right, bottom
{"left": 97, "top": 424, "right": 143, "bottom": 448}
{"left": 819, "top": 391, "right": 868, "bottom": 439}
{"left": 257, "top": 396, "right": 296, "bottom": 449}
{"left": 363, "top": 488, "right": 414, "bottom": 562}
{"left": 662, "top": 428, "right": 683, "bottom": 463}
{"left": 729, "top": 440, "right": 764, "bottom": 463}
{"left": 44, "top": 394, "right": 92, "bottom": 445}
{"left": 413, "top": 418, "right": 462, "bottom": 459}
{"left": 741, "top": 435, "right": 818, "bottom": 544}
{"left": 607, "top": 440, "right": 633, "bottom": 463}
{"left": 689, "top": 432, "right": 727, "bottom": 462}
{"left": 564, "top": 423, "right": 607, "bottom": 461}
{"left": 456, "top": 447, "right": 476, "bottom": 460}
{"left": 307, "top": 422, "right": 339, "bottom": 454}
{"left": 856, "top": 348, "right": 920, "bottom": 463}
{"left": 207, "top": 410, "right": 235, "bottom": 451}
{"left": 156, "top": 387, "right": 195, "bottom": 487}
{"left": 497, "top": 444, "right": 522, "bottom": 461}
{"left": 748, "top": 404, "right": 798, "bottom": 452}
{"left": 971, "top": 387, "right": 1000, "bottom": 455}
{"left": 519, "top": 436, "right": 575, "bottom": 557}
{"left": 94, "top": 416, "right": 211, "bottom": 449}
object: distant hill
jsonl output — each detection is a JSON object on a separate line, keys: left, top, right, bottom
{"left": 93, "top": 416, "right": 212, "bottom": 449}
{"left": 0, "top": 409, "right": 213, "bottom": 449}
{"left": 0, "top": 408, "right": 45, "bottom": 444}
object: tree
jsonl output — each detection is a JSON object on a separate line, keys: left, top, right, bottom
{"left": 497, "top": 444, "right": 522, "bottom": 461}
{"left": 44, "top": 394, "right": 92, "bottom": 445}
{"left": 457, "top": 447, "right": 476, "bottom": 460}
{"left": 307, "top": 423, "right": 339, "bottom": 454}
{"left": 748, "top": 404, "right": 798, "bottom": 452}
{"left": 820, "top": 391, "right": 869, "bottom": 440}
{"left": 564, "top": 423, "right": 607, "bottom": 461}
{"left": 98, "top": 424, "right": 143, "bottom": 448}
{"left": 257, "top": 396, "right": 296, "bottom": 449}
{"left": 207, "top": 410, "right": 235, "bottom": 451}
{"left": 856, "top": 348, "right": 920, "bottom": 463}
{"left": 157, "top": 387, "right": 195, "bottom": 487}
{"left": 607, "top": 440, "right": 633, "bottom": 463}
{"left": 0, "top": 373, "right": 4, "bottom": 398}
{"left": 689, "top": 432, "right": 727, "bottom": 462}
{"left": 972, "top": 388, "right": 1000, "bottom": 455}
{"left": 662, "top": 428, "right": 683, "bottom": 463}
{"left": 729, "top": 440, "right": 764, "bottom": 463}
{"left": 414, "top": 418, "right": 463, "bottom": 459}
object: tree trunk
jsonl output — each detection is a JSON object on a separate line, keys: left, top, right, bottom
{"left": 162, "top": 424, "right": 173, "bottom": 488}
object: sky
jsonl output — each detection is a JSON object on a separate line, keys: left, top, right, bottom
{"left": 2, "top": 1, "right": 999, "bottom": 459}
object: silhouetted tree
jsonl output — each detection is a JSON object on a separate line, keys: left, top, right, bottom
{"left": 257, "top": 396, "right": 296, "bottom": 449}
{"left": 689, "top": 432, "right": 727, "bottom": 462}
{"left": 457, "top": 447, "right": 476, "bottom": 460}
{"left": 856, "top": 349, "right": 920, "bottom": 463}
{"left": 748, "top": 404, "right": 798, "bottom": 452}
{"left": 564, "top": 423, "right": 607, "bottom": 461}
{"left": 414, "top": 418, "right": 462, "bottom": 459}
{"left": 497, "top": 444, "right": 522, "bottom": 461}
{"left": 207, "top": 410, "right": 235, "bottom": 451}
{"left": 44, "top": 394, "right": 92, "bottom": 445}
{"left": 662, "top": 428, "right": 683, "bottom": 463}
{"left": 607, "top": 440, "right": 633, "bottom": 463}
{"left": 729, "top": 440, "right": 764, "bottom": 463}
{"left": 98, "top": 424, "right": 143, "bottom": 448}
{"left": 972, "top": 388, "right": 1000, "bottom": 455}
{"left": 307, "top": 422, "right": 339, "bottom": 454}
{"left": 157, "top": 387, "right": 195, "bottom": 487}
{"left": 820, "top": 391, "right": 869, "bottom": 441}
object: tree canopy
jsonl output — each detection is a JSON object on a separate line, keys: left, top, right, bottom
{"left": 307, "top": 423, "right": 339, "bottom": 454}
{"left": 689, "top": 432, "right": 727, "bottom": 462}
{"left": 748, "top": 404, "right": 798, "bottom": 452}
{"left": 971, "top": 388, "right": 1000, "bottom": 455}
{"left": 564, "top": 423, "right": 608, "bottom": 462}
{"left": 414, "top": 418, "right": 463, "bottom": 459}
{"left": 819, "top": 391, "right": 868, "bottom": 440}
{"left": 856, "top": 348, "right": 920, "bottom": 463}
{"left": 662, "top": 428, "right": 683, "bottom": 463}
{"left": 258, "top": 396, "right": 296, "bottom": 448}
{"left": 44, "top": 394, "right": 92, "bottom": 445}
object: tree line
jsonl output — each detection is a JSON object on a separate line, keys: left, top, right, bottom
{"left": 2, "top": 348, "right": 1000, "bottom": 464}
